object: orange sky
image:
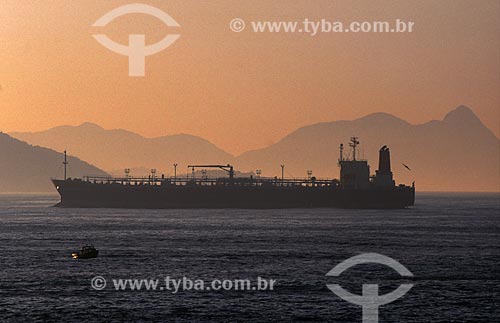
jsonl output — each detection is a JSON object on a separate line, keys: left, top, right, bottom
{"left": 0, "top": 0, "right": 499, "bottom": 154}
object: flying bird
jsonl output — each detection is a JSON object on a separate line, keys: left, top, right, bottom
{"left": 402, "top": 163, "right": 411, "bottom": 171}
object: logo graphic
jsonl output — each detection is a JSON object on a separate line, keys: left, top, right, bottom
{"left": 326, "top": 253, "right": 414, "bottom": 323}
{"left": 91, "top": 276, "right": 107, "bottom": 290}
{"left": 92, "top": 3, "right": 180, "bottom": 76}
{"left": 229, "top": 18, "right": 246, "bottom": 32}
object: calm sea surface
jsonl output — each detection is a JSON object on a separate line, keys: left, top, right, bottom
{"left": 0, "top": 193, "right": 499, "bottom": 322}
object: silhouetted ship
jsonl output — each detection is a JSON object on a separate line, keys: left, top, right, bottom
{"left": 52, "top": 137, "right": 415, "bottom": 209}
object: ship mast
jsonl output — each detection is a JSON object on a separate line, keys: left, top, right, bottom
{"left": 63, "top": 150, "right": 68, "bottom": 180}
{"left": 349, "top": 136, "right": 360, "bottom": 161}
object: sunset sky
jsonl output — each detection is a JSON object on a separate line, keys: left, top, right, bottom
{"left": 1, "top": 0, "right": 499, "bottom": 154}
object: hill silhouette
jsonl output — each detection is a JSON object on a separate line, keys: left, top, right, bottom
{"left": 11, "top": 123, "right": 233, "bottom": 177}
{"left": 0, "top": 133, "right": 106, "bottom": 192}
{"left": 9, "top": 106, "right": 499, "bottom": 192}
{"left": 234, "top": 106, "right": 499, "bottom": 191}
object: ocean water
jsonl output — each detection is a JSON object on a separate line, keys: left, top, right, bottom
{"left": 0, "top": 193, "right": 499, "bottom": 322}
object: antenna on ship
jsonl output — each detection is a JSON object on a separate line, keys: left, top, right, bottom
{"left": 173, "top": 163, "right": 178, "bottom": 182}
{"left": 63, "top": 150, "right": 68, "bottom": 180}
{"left": 151, "top": 169, "right": 157, "bottom": 183}
{"left": 349, "top": 136, "right": 360, "bottom": 161}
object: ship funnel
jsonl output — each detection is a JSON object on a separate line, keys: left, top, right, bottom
{"left": 378, "top": 145, "right": 391, "bottom": 174}
{"left": 374, "top": 145, "right": 394, "bottom": 187}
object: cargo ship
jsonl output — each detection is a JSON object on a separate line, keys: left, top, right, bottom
{"left": 52, "top": 137, "right": 415, "bottom": 209}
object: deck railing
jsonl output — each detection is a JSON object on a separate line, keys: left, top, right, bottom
{"left": 79, "top": 175, "right": 339, "bottom": 188}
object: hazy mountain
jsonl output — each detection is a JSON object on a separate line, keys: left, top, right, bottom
{"left": 9, "top": 106, "right": 499, "bottom": 191}
{"left": 0, "top": 133, "right": 106, "bottom": 192}
{"left": 10, "top": 123, "right": 233, "bottom": 177}
{"left": 234, "top": 106, "right": 499, "bottom": 192}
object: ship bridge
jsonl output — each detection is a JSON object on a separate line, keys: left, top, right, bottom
{"left": 338, "top": 137, "right": 396, "bottom": 189}
{"left": 338, "top": 137, "right": 370, "bottom": 189}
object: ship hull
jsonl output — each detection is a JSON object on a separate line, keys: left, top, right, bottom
{"left": 52, "top": 179, "right": 415, "bottom": 209}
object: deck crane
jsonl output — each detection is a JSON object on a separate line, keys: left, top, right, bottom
{"left": 187, "top": 164, "right": 234, "bottom": 179}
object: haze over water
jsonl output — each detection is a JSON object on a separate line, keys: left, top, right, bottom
{"left": 1, "top": 193, "right": 498, "bottom": 322}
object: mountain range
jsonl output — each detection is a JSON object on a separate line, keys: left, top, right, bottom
{"left": 11, "top": 123, "right": 232, "bottom": 177}
{"left": 233, "top": 106, "right": 499, "bottom": 191}
{"left": 0, "top": 132, "right": 106, "bottom": 192}
{"left": 6, "top": 105, "right": 500, "bottom": 192}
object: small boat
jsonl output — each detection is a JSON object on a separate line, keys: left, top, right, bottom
{"left": 72, "top": 246, "right": 99, "bottom": 259}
